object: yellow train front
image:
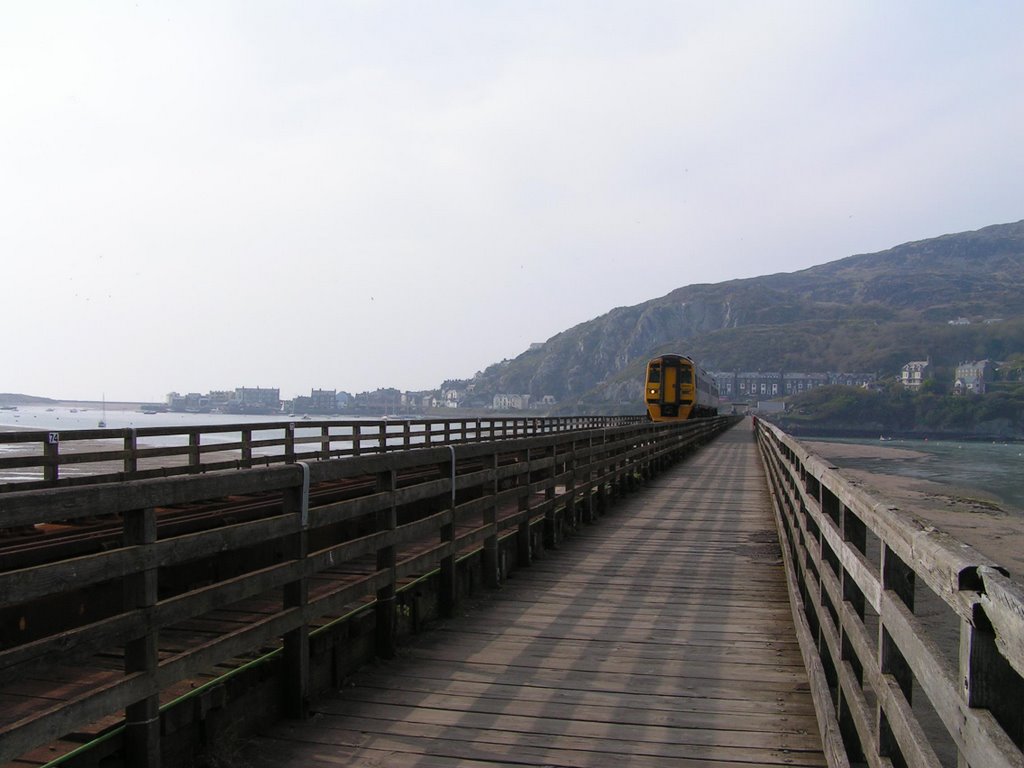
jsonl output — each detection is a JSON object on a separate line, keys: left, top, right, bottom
{"left": 644, "top": 354, "right": 720, "bottom": 421}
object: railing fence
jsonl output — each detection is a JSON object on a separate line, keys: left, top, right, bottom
{"left": 755, "top": 418, "right": 1024, "bottom": 768}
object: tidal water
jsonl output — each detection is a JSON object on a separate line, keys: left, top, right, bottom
{"left": 808, "top": 436, "right": 1024, "bottom": 514}
{"left": 0, "top": 404, "right": 300, "bottom": 433}
{"left": 0, "top": 405, "right": 452, "bottom": 486}
{"left": 0, "top": 404, "right": 425, "bottom": 436}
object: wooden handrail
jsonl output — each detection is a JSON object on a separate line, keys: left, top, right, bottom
{"left": 0, "top": 416, "right": 735, "bottom": 765}
{"left": 0, "top": 415, "right": 645, "bottom": 492}
{"left": 754, "top": 418, "right": 1024, "bottom": 768}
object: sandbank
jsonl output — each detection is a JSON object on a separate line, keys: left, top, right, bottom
{"left": 806, "top": 439, "right": 1024, "bottom": 579}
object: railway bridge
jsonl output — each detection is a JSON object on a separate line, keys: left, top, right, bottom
{"left": 0, "top": 416, "right": 1022, "bottom": 768}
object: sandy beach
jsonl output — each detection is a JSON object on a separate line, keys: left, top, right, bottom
{"left": 806, "top": 439, "right": 1024, "bottom": 579}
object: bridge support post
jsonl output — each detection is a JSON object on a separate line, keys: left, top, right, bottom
{"left": 283, "top": 467, "right": 310, "bottom": 719}
{"left": 439, "top": 454, "right": 458, "bottom": 618}
{"left": 582, "top": 437, "right": 595, "bottom": 524}
{"left": 543, "top": 445, "right": 559, "bottom": 550}
{"left": 375, "top": 469, "right": 398, "bottom": 658}
{"left": 124, "top": 507, "right": 160, "bottom": 768}
{"left": 483, "top": 454, "right": 500, "bottom": 589}
{"left": 565, "top": 444, "right": 577, "bottom": 531}
{"left": 514, "top": 450, "right": 533, "bottom": 566}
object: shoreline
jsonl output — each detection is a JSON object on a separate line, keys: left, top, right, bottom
{"left": 778, "top": 424, "right": 1024, "bottom": 443}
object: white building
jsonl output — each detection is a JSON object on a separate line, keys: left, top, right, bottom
{"left": 493, "top": 394, "right": 531, "bottom": 410}
{"left": 901, "top": 359, "right": 931, "bottom": 391}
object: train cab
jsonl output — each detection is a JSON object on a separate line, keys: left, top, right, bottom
{"left": 645, "top": 354, "right": 719, "bottom": 421}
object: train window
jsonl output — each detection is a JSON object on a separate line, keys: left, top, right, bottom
{"left": 679, "top": 368, "right": 692, "bottom": 383}
{"left": 649, "top": 365, "right": 661, "bottom": 383}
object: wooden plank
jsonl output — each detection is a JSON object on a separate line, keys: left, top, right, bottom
{"left": 980, "top": 566, "right": 1024, "bottom": 678}
{"left": 346, "top": 668, "right": 820, "bottom": 715}
{"left": 240, "top": 422, "right": 827, "bottom": 767}
{"left": 254, "top": 718, "right": 828, "bottom": 768}
{"left": 0, "top": 466, "right": 301, "bottom": 527}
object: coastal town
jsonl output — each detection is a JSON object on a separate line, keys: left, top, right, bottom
{"left": 147, "top": 354, "right": 1005, "bottom": 418}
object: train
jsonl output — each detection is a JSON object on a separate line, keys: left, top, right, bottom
{"left": 644, "top": 353, "right": 720, "bottom": 421}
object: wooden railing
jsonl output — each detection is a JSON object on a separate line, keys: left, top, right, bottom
{"left": 0, "top": 415, "right": 643, "bottom": 492}
{"left": 755, "top": 418, "right": 1024, "bottom": 768}
{"left": 0, "top": 416, "right": 734, "bottom": 766}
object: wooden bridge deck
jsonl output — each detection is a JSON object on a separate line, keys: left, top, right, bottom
{"left": 239, "top": 424, "right": 827, "bottom": 767}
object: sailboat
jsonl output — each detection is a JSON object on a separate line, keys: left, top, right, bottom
{"left": 98, "top": 395, "right": 107, "bottom": 428}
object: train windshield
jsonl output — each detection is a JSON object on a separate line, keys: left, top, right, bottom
{"left": 679, "top": 367, "right": 692, "bottom": 384}
{"left": 648, "top": 365, "right": 661, "bottom": 383}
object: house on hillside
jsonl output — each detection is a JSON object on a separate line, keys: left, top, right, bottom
{"left": 953, "top": 360, "right": 994, "bottom": 395}
{"left": 783, "top": 372, "right": 830, "bottom": 395}
{"left": 901, "top": 359, "right": 931, "bottom": 391}
{"left": 493, "top": 394, "right": 531, "bottom": 410}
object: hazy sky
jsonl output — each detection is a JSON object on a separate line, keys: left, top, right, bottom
{"left": 4, "top": 2, "right": 1022, "bottom": 401}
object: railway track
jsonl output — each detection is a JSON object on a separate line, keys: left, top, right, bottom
{"left": 0, "top": 456, "right": 503, "bottom": 571}
{"left": 1, "top": 418, "right": 734, "bottom": 767}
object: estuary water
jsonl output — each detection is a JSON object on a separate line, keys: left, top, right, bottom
{"left": 0, "top": 405, "right": 292, "bottom": 433}
{"left": 0, "top": 405, "right": 428, "bottom": 484}
{"left": 807, "top": 436, "right": 1024, "bottom": 515}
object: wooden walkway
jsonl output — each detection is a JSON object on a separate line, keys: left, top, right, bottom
{"left": 238, "top": 423, "right": 827, "bottom": 768}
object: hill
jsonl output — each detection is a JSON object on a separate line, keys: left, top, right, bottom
{"left": 0, "top": 393, "right": 58, "bottom": 406}
{"left": 773, "top": 384, "right": 1024, "bottom": 440}
{"left": 466, "top": 220, "right": 1024, "bottom": 413}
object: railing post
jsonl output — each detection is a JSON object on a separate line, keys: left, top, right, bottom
{"left": 282, "top": 465, "right": 310, "bottom": 719}
{"left": 543, "top": 444, "right": 559, "bottom": 549}
{"left": 375, "top": 469, "right": 398, "bottom": 658}
{"left": 43, "top": 432, "right": 59, "bottom": 483}
{"left": 352, "top": 424, "right": 361, "bottom": 457}
{"left": 878, "top": 544, "right": 915, "bottom": 758}
{"left": 839, "top": 505, "right": 867, "bottom": 762}
{"left": 516, "top": 450, "right": 532, "bottom": 566}
{"left": 439, "top": 450, "right": 458, "bottom": 618}
{"left": 320, "top": 425, "right": 331, "bottom": 460}
{"left": 123, "top": 507, "right": 160, "bottom": 768}
{"left": 188, "top": 431, "right": 200, "bottom": 472}
{"left": 124, "top": 429, "right": 138, "bottom": 474}
{"left": 241, "top": 428, "right": 253, "bottom": 467}
{"left": 483, "top": 453, "right": 500, "bottom": 588}
{"left": 960, "top": 594, "right": 1024, "bottom": 761}
{"left": 582, "top": 436, "right": 595, "bottom": 523}
{"left": 285, "top": 423, "right": 296, "bottom": 463}
{"left": 564, "top": 442, "right": 577, "bottom": 530}
{"left": 595, "top": 431, "right": 609, "bottom": 516}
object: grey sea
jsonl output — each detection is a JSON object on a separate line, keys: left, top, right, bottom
{"left": 808, "top": 437, "right": 1024, "bottom": 515}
